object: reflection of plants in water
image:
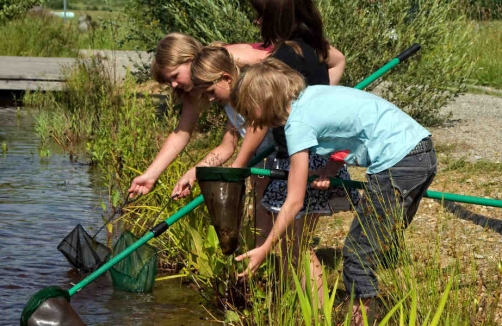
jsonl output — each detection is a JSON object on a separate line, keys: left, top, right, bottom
{"left": 1, "top": 141, "right": 7, "bottom": 153}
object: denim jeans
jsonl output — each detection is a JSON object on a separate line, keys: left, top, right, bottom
{"left": 342, "top": 148, "right": 437, "bottom": 298}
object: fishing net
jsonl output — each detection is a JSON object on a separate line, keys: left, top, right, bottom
{"left": 109, "top": 231, "right": 158, "bottom": 293}
{"left": 57, "top": 224, "right": 111, "bottom": 273}
{"left": 57, "top": 198, "right": 136, "bottom": 273}
{"left": 196, "top": 167, "right": 248, "bottom": 255}
{"left": 20, "top": 286, "right": 85, "bottom": 326}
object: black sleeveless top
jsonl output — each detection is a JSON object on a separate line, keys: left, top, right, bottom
{"left": 271, "top": 38, "right": 329, "bottom": 158}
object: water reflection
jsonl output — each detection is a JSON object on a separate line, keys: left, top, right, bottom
{"left": 0, "top": 107, "right": 217, "bottom": 325}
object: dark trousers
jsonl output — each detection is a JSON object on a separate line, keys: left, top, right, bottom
{"left": 343, "top": 149, "right": 437, "bottom": 298}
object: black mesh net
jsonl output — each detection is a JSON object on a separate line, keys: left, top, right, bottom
{"left": 57, "top": 224, "right": 111, "bottom": 273}
{"left": 109, "top": 231, "right": 158, "bottom": 293}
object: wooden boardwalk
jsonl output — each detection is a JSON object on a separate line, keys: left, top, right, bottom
{"left": 0, "top": 50, "right": 150, "bottom": 91}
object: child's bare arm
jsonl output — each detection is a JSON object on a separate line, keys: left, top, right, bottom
{"left": 172, "top": 121, "right": 239, "bottom": 198}
{"left": 235, "top": 150, "right": 309, "bottom": 277}
{"left": 231, "top": 126, "right": 269, "bottom": 168}
{"left": 128, "top": 94, "right": 200, "bottom": 197}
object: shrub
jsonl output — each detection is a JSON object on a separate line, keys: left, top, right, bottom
{"left": 465, "top": 0, "right": 502, "bottom": 20}
{"left": 0, "top": 0, "right": 41, "bottom": 23}
{"left": 317, "top": 0, "right": 474, "bottom": 126}
{"left": 124, "top": 0, "right": 258, "bottom": 52}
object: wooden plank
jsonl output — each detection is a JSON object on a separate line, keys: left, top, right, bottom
{"left": 0, "top": 79, "right": 64, "bottom": 91}
{"left": 0, "top": 56, "right": 75, "bottom": 81}
{"left": 0, "top": 51, "right": 151, "bottom": 91}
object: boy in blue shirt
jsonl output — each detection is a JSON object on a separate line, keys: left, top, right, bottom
{"left": 232, "top": 57, "right": 437, "bottom": 323}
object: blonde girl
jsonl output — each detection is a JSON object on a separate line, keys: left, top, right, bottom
{"left": 127, "top": 33, "right": 269, "bottom": 198}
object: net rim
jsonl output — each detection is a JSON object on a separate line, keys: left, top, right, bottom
{"left": 196, "top": 167, "right": 250, "bottom": 182}
{"left": 20, "top": 286, "right": 70, "bottom": 326}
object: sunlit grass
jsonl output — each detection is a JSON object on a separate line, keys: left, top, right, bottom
{"left": 469, "top": 20, "right": 502, "bottom": 89}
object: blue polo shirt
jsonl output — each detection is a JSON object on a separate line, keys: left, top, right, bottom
{"left": 285, "top": 85, "right": 431, "bottom": 174}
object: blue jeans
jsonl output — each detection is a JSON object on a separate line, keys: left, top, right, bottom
{"left": 343, "top": 148, "right": 437, "bottom": 298}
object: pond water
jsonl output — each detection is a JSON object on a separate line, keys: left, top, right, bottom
{"left": 0, "top": 105, "right": 217, "bottom": 325}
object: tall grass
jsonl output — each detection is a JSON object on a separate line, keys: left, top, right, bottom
{"left": 469, "top": 20, "right": 502, "bottom": 89}
{"left": 0, "top": 11, "right": 139, "bottom": 57}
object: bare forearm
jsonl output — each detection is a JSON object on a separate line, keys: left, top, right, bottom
{"left": 262, "top": 150, "right": 309, "bottom": 251}
{"left": 196, "top": 144, "right": 235, "bottom": 168}
{"left": 144, "top": 131, "right": 191, "bottom": 179}
{"left": 262, "top": 200, "right": 302, "bottom": 251}
{"left": 144, "top": 96, "right": 199, "bottom": 180}
{"left": 232, "top": 126, "right": 268, "bottom": 168}
{"left": 197, "top": 126, "right": 238, "bottom": 168}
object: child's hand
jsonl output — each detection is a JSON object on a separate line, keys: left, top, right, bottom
{"left": 235, "top": 246, "right": 268, "bottom": 279}
{"left": 309, "top": 160, "right": 343, "bottom": 190}
{"left": 128, "top": 174, "right": 156, "bottom": 198}
{"left": 171, "top": 168, "right": 196, "bottom": 199}
{"left": 310, "top": 174, "right": 331, "bottom": 190}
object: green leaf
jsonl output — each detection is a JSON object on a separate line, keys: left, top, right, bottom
{"left": 430, "top": 276, "right": 454, "bottom": 326}
{"left": 196, "top": 256, "right": 213, "bottom": 278}
{"left": 99, "top": 200, "right": 106, "bottom": 212}
{"left": 112, "top": 190, "right": 121, "bottom": 207}
{"left": 409, "top": 287, "right": 417, "bottom": 326}
{"left": 378, "top": 291, "right": 411, "bottom": 325}
{"left": 225, "top": 310, "right": 240, "bottom": 323}
{"left": 189, "top": 227, "right": 208, "bottom": 260}
{"left": 292, "top": 265, "right": 312, "bottom": 326}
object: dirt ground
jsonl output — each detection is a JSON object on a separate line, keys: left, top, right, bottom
{"left": 313, "top": 92, "right": 502, "bottom": 324}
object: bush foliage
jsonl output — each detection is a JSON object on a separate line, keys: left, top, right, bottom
{"left": 0, "top": 0, "right": 41, "bottom": 22}
{"left": 125, "top": 0, "right": 473, "bottom": 126}
{"left": 124, "top": 0, "right": 258, "bottom": 52}
{"left": 466, "top": 0, "right": 502, "bottom": 19}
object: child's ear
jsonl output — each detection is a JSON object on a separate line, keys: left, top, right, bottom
{"left": 222, "top": 73, "right": 232, "bottom": 83}
{"left": 222, "top": 73, "right": 233, "bottom": 89}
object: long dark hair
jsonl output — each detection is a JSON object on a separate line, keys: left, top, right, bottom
{"left": 251, "top": 0, "right": 329, "bottom": 62}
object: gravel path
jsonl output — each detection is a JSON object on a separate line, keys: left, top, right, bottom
{"left": 430, "top": 92, "right": 502, "bottom": 162}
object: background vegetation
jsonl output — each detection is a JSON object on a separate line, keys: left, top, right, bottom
{"left": 3, "top": 0, "right": 502, "bottom": 324}
{"left": 0, "top": 0, "right": 40, "bottom": 22}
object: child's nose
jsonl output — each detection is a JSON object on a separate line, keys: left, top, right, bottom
{"left": 171, "top": 81, "right": 178, "bottom": 88}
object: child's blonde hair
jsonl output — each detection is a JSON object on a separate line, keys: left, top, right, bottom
{"left": 190, "top": 46, "right": 240, "bottom": 90}
{"left": 151, "top": 32, "right": 202, "bottom": 84}
{"left": 151, "top": 32, "right": 208, "bottom": 110}
{"left": 231, "top": 57, "right": 305, "bottom": 129}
